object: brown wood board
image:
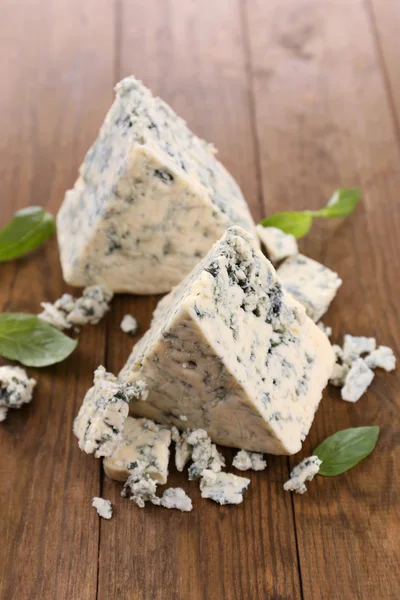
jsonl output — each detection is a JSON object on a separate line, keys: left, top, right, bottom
{"left": 0, "top": 0, "right": 399, "bottom": 598}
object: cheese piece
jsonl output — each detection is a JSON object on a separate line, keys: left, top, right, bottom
{"left": 341, "top": 358, "right": 374, "bottom": 402}
{"left": 120, "top": 226, "right": 334, "bottom": 455}
{"left": 342, "top": 335, "right": 376, "bottom": 364}
{"left": 121, "top": 463, "right": 161, "bottom": 508}
{"left": 73, "top": 366, "right": 129, "bottom": 457}
{"left": 120, "top": 314, "right": 138, "bottom": 336}
{"left": 92, "top": 497, "right": 113, "bottom": 519}
{"left": 38, "top": 285, "right": 113, "bottom": 330}
{"left": 232, "top": 450, "right": 267, "bottom": 471}
{"left": 0, "top": 366, "right": 36, "bottom": 421}
{"left": 160, "top": 488, "right": 193, "bottom": 512}
{"left": 103, "top": 416, "right": 171, "bottom": 483}
{"left": 277, "top": 254, "right": 342, "bottom": 321}
{"left": 57, "top": 76, "right": 256, "bottom": 294}
{"left": 256, "top": 225, "right": 298, "bottom": 264}
{"left": 365, "top": 346, "right": 396, "bottom": 372}
{"left": 283, "top": 456, "right": 321, "bottom": 494}
{"left": 200, "top": 470, "right": 250, "bottom": 505}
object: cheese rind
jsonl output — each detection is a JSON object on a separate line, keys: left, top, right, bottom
{"left": 103, "top": 416, "right": 171, "bottom": 483}
{"left": 277, "top": 254, "right": 342, "bottom": 321}
{"left": 57, "top": 77, "right": 256, "bottom": 294}
{"left": 120, "top": 226, "right": 334, "bottom": 455}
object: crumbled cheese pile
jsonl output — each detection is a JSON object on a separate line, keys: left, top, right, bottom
{"left": 0, "top": 366, "right": 36, "bottom": 422}
{"left": 328, "top": 333, "right": 396, "bottom": 402}
{"left": 38, "top": 284, "right": 114, "bottom": 330}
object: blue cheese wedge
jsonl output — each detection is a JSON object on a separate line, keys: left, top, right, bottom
{"left": 232, "top": 449, "right": 267, "bottom": 471}
{"left": 57, "top": 76, "right": 256, "bottom": 294}
{"left": 284, "top": 455, "right": 321, "bottom": 494}
{"left": 277, "top": 254, "right": 342, "bottom": 322}
{"left": 365, "top": 346, "right": 396, "bottom": 372}
{"left": 341, "top": 358, "right": 374, "bottom": 402}
{"left": 160, "top": 488, "right": 193, "bottom": 512}
{"left": 200, "top": 470, "right": 250, "bottom": 505}
{"left": 120, "top": 226, "right": 334, "bottom": 455}
{"left": 103, "top": 416, "right": 171, "bottom": 483}
{"left": 92, "top": 497, "right": 113, "bottom": 519}
{"left": 256, "top": 225, "right": 298, "bottom": 264}
{"left": 0, "top": 366, "right": 36, "bottom": 421}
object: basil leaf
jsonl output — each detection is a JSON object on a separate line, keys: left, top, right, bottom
{"left": 0, "top": 313, "right": 77, "bottom": 367}
{"left": 315, "top": 188, "right": 361, "bottom": 218}
{"left": 259, "top": 188, "right": 361, "bottom": 238}
{"left": 0, "top": 206, "right": 56, "bottom": 261}
{"left": 258, "top": 211, "right": 313, "bottom": 239}
{"left": 314, "top": 426, "right": 380, "bottom": 477}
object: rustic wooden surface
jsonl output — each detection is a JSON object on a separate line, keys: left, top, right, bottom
{"left": 0, "top": 0, "right": 399, "bottom": 598}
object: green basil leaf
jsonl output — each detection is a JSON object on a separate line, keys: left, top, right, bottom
{"left": 0, "top": 206, "right": 56, "bottom": 261}
{"left": 258, "top": 211, "right": 313, "bottom": 239}
{"left": 315, "top": 188, "right": 361, "bottom": 218}
{"left": 314, "top": 426, "right": 380, "bottom": 477}
{"left": 0, "top": 313, "right": 77, "bottom": 367}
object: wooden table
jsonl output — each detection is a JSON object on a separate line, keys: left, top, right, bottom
{"left": 1, "top": 1, "right": 399, "bottom": 598}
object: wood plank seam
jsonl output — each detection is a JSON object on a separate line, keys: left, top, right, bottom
{"left": 240, "top": 0, "right": 267, "bottom": 221}
{"left": 363, "top": 0, "right": 400, "bottom": 152}
{"left": 97, "top": 1, "right": 120, "bottom": 596}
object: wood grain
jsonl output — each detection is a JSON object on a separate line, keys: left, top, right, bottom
{"left": 98, "top": 1, "right": 301, "bottom": 599}
{"left": 0, "top": 1, "right": 114, "bottom": 598}
{"left": 245, "top": 0, "right": 400, "bottom": 598}
{"left": 1, "top": 0, "right": 399, "bottom": 598}
{"left": 367, "top": 0, "right": 400, "bottom": 133}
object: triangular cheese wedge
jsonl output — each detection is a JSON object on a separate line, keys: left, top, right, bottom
{"left": 57, "top": 77, "right": 255, "bottom": 294}
{"left": 120, "top": 227, "right": 334, "bottom": 454}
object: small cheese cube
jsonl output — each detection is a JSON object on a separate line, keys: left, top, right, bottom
{"left": 256, "top": 225, "right": 298, "bottom": 264}
{"left": 277, "top": 254, "right": 342, "bottom": 321}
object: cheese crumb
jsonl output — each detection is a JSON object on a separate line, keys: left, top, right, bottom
{"left": 233, "top": 449, "right": 267, "bottom": 471}
{"left": 200, "top": 470, "right": 250, "bottom": 505}
{"left": 120, "top": 314, "right": 138, "bottom": 336}
{"left": 92, "top": 497, "right": 113, "bottom": 519}
{"left": 365, "top": 346, "right": 396, "bottom": 372}
{"left": 341, "top": 358, "right": 374, "bottom": 402}
{"left": 284, "top": 456, "right": 321, "bottom": 494}
{"left": 160, "top": 488, "right": 193, "bottom": 512}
